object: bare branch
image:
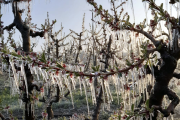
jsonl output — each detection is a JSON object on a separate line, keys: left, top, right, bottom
{"left": 69, "top": 29, "right": 79, "bottom": 36}
{"left": 173, "top": 72, "right": 180, "bottom": 79}
{"left": 58, "top": 32, "right": 72, "bottom": 42}
{"left": 155, "top": 32, "right": 169, "bottom": 39}
{"left": 30, "top": 29, "right": 44, "bottom": 38}
{"left": 3, "top": 23, "right": 15, "bottom": 31}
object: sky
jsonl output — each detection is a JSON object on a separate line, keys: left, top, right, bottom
{"left": 1, "top": 0, "right": 178, "bottom": 52}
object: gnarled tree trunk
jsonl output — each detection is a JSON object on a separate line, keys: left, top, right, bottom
{"left": 148, "top": 34, "right": 180, "bottom": 119}
{"left": 3, "top": 1, "right": 44, "bottom": 120}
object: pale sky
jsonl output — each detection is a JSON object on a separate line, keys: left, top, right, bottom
{"left": 1, "top": 0, "right": 177, "bottom": 52}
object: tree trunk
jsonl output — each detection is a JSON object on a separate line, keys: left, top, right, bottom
{"left": 12, "top": 2, "right": 35, "bottom": 119}
{"left": 47, "top": 105, "right": 54, "bottom": 120}
{"left": 148, "top": 49, "right": 180, "bottom": 119}
{"left": 93, "top": 87, "right": 103, "bottom": 120}
{"left": 75, "top": 50, "right": 79, "bottom": 63}
{"left": 25, "top": 103, "right": 35, "bottom": 120}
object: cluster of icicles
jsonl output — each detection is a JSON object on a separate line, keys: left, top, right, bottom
{"left": 0, "top": 54, "right": 154, "bottom": 113}
{"left": 0, "top": 31, "right": 161, "bottom": 119}
{"left": 0, "top": 28, "right": 177, "bottom": 120}
{"left": 4, "top": 55, "right": 176, "bottom": 120}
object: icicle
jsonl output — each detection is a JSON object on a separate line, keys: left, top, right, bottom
{"left": 82, "top": 79, "right": 89, "bottom": 115}
{"left": 36, "top": 66, "right": 39, "bottom": 81}
{"left": 100, "top": 79, "right": 106, "bottom": 111}
{"left": 40, "top": 69, "right": 47, "bottom": 82}
{"left": 9, "top": 77, "right": 12, "bottom": 96}
{"left": 38, "top": 67, "right": 44, "bottom": 81}
{"left": 140, "top": 68, "right": 144, "bottom": 94}
{"left": 19, "top": 99, "right": 23, "bottom": 108}
{"left": 9, "top": 65, "right": 10, "bottom": 78}
{"left": 170, "top": 4, "right": 172, "bottom": 17}
{"left": 90, "top": 77, "right": 97, "bottom": 105}
{"left": 58, "top": 72, "right": 64, "bottom": 96}
{"left": 1, "top": 62, "right": 3, "bottom": 72}
{"left": 6, "top": 108, "right": 8, "bottom": 114}
{"left": 113, "top": 74, "right": 119, "bottom": 104}
{"left": 107, "top": 77, "right": 113, "bottom": 102}
{"left": 64, "top": 73, "right": 74, "bottom": 108}
{"left": 120, "top": 75, "right": 124, "bottom": 97}
{"left": 131, "top": 69, "right": 135, "bottom": 97}
{"left": 79, "top": 77, "right": 82, "bottom": 96}
{"left": 150, "top": 61, "right": 155, "bottom": 87}
{"left": 104, "top": 80, "right": 110, "bottom": 105}
{"left": 177, "top": 3, "right": 180, "bottom": 18}
{"left": 28, "top": 63, "right": 33, "bottom": 74}
{"left": 143, "top": 2, "right": 148, "bottom": 25}
{"left": 124, "top": 100, "right": 126, "bottom": 110}
{"left": 33, "top": 66, "right": 36, "bottom": 74}
{"left": 9, "top": 60, "right": 19, "bottom": 93}
{"left": 117, "top": 75, "right": 121, "bottom": 95}
{"left": 158, "top": 23, "right": 162, "bottom": 36}
{"left": 103, "top": 77, "right": 113, "bottom": 110}
{"left": 45, "top": 70, "right": 49, "bottom": 80}
{"left": 70, "top": 75, "right": 76, "bottom": 90}
{"left": 135, "top": 69, "right": 139, "bottom": 95}
{"left": 50, "top": 73, "right": 55, "bottom": 84}
{"left": 179, "top": 2, "right": 180, "bottom": 18}
{"left": 171, "top": 114, "right": 174, "bottom": 120}
{"left": 129, "top": 90, "right": 131, "bottom": 110}
{"left": 166, "top": 0, "right": 168, "bottom": 11}
{"left": 172, "top": 29, "right": 176, "bottom": 51}
{"left": 21, "top": 62, "right": 28, "bottom": 98}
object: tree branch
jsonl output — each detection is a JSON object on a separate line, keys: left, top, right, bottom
{"left": 0, "top": 113, "right": 5, "bottom": 120}
{"left": 39, "top": 96, "right": 46, "bottom": 103}
{"left": 173, "top": 72, "right": 180, "bottom": 79}
{"left": 1, "top": 0, "right": 11, "bottom": 4}
{"left": 30, "top": 29, "right": 44, "bottom": 38}
{"left": 49, "top": 85, "right": 60, "bottom": 105}
{"left": 153, "top": 88, "right": 179, "bottom": 117}
{"left": 3, "top": 23, "right": 15, "bottom": 31}
{"left": 131, "top": 28, "right": 160, "bottom": 47}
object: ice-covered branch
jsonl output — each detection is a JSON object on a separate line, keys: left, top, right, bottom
{"left": 131, "top": 28, "right": 161, "bottom": 47}
{"left": 87, "top": 0, "right": 161, "bottom": 48}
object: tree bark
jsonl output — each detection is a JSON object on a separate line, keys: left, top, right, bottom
{"left": 93, "top": 87, "right": 103, "bottom": 120}
{"left": 148, "top": 44, "right": 180, "bottom": 119}
{"left": 4, "top": 2, "right": 45, "bottom": 120}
